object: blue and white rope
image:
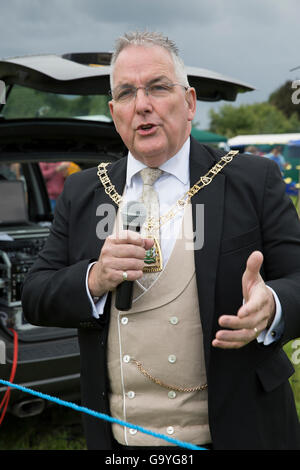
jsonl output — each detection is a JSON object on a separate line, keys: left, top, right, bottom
{"left": 0, "top": 379, "right": 207, "bottom": 450}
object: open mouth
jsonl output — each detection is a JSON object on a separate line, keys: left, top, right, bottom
{"left": 137, "top": 123, "right": 157, "bottom": 135}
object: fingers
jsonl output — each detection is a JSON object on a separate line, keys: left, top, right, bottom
{"left": 104, "top": 242, "right": 147, "bottom": 263}
{"left": 102, "top": 232, "right": 153, "bottom": 274}
{"left": 213, "top": 287, "right": 275, "bottom": 349}
{"left": 219, "top": 309, "right": 265, "bottom": 331}
{"left": 212, "top": 329, "right": 261, "bottom": 349}
{"left": 212, "top": 313, "right": 267, "bottom": 349}
{"left": 88, "top": 231, "right": 154, "bottom": 296}
{"left": 110, "top": 229, "right": 153, "bottom": 248}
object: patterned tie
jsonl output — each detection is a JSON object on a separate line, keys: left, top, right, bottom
{"left": 139, "top": 167, "right": 162, "bottom": 289}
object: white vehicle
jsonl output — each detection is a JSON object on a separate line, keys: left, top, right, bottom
{"left": 227, "top": 133, "right": 300, "bottom": 148}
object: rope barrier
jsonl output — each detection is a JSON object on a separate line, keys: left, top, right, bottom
{"left": 0, "top": 379, "right": 207, "bottom": 451}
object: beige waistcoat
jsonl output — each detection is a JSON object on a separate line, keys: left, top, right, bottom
{"left": 107, "top": 204, "right": 211, "bottom": 446}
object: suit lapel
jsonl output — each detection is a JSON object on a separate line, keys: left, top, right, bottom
{"left": 189, "top": 138, "right": 226, "bottom": 368}
{"left": 89, "top": 157, "right": 127, "bottom": 260}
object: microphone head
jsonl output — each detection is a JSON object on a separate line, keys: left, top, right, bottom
{"left": 121, "top": 200, "right": 147, "bottom": 230}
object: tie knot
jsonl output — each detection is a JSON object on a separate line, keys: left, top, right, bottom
{"left": 140, "top": 167, "right": 162, "bottom": 186}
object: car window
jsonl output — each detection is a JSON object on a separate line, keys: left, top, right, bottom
{"left": 0, "top": 162, "right": 23, "bottom": 181}
{"left": 3, "top": 84, "right": 111, "bottom": 120}
{"left": 0, "top": 160, "right": 84, "bottom": 226}
{"left": 0, "top": 163, "right": 29, "bottom": 223}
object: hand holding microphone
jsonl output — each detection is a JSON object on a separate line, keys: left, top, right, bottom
{"left": 88, "top": 201, "right": 153, "bottom": 310}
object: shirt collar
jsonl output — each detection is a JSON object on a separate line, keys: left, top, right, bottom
{"left": 126, "top": 137, "right": 190, "bottom": 186}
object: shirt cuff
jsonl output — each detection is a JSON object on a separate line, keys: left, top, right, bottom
{"left": 256, "top": 286, "right": 284, "bottom": 345}
{"left": 86, "top": 262, "right": 108, "bottom": 318}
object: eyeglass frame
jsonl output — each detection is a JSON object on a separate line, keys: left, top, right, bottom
{"left": 110, "top": 81, "right": 189, "bottom": 103}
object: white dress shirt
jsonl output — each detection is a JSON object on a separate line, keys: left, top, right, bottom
{"left": 86, "top": 137, "right": 283, "bottom": 345}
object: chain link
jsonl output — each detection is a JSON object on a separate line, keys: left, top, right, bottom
{"left": 97, "top": 150, "right": 239, "bottom": 231}
{"left": 131, "top": 359, "right": 207, "bottom": 393}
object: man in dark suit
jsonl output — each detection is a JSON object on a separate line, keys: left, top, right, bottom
{"left": 22, "top": 31, "right": 300, "bottom": 450}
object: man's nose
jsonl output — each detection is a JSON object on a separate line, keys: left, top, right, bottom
{"left": 134, "top": 87, "right": 152, "bottom": 113}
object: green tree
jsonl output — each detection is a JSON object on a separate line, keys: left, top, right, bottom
{"left": 88, "top": 95, "right": 111, "bottom": 118}
{"left": 269, "top": 80, "right": 300, "bottom": 120}
{"left": 3, "top": 86, "right": 48, "bottom": 118}
{"left": 3, "top": 85, "right": 111, "bottom": 119}
{"left": 209, "top": 102, "right": 300, "bottom": 137}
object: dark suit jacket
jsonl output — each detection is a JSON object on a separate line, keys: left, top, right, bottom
{"left": 22, "top": 137, "right": 300, "bottom": 450}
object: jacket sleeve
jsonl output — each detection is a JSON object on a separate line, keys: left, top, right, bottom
{"left": 21, "top": 175, "right": 106, "bottom": 330}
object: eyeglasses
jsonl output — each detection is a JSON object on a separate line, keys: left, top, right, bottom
{"left": 111, "top": 82, "right": 189, "bottom": 103}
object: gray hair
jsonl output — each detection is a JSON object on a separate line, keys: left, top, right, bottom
{"left": 110, "top": 31, "right": 189, "bottom": 90}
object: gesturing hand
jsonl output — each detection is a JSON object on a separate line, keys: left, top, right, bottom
{"left": 212, "top": 251, "right": 276, "bottom": 349}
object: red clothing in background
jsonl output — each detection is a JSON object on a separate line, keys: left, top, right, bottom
{"left": 39, "top": 162, "right": 66, "bottom": 200}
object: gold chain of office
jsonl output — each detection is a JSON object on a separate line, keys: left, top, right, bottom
{"left": 131, "top": 359, "right": 207, "bottom": 393}
{"left": 97, "top": 149, "right": 239, "bottom": 230}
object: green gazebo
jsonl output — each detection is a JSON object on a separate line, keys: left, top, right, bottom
{"left": 191, "top": 128, "right": 227, "bottom": 144}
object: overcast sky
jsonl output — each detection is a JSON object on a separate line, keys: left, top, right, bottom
{"left": 1, "top": 0, "right": 299, "bottom": 128}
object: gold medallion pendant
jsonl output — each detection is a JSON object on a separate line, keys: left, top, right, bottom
{"left": 143, "top": 237, "right": 163, "bottom": 273}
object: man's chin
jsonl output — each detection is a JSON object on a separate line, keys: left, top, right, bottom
{"left": 131, "top": 144, "right": 170, "bottom": 167}
{"left": 133, "top": 153, "right": 169, "bottom": 167}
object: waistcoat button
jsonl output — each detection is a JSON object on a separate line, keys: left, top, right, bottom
{"left": 129, "top": 428, "right": 137, "bottom": 435}
{"left": 123, "top": 355, "right": 131, "bottom": 363}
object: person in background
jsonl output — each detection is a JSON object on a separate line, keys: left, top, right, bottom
{"left": 264, "top": 146, "right": 286, "bottom": 173}
{"left": 39, "top": 161, "right": 70, "bottom": 210}
{"left": 244, "top": 145, "right": 260, "bottom": 155}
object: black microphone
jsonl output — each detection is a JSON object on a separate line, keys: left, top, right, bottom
{"left": 115, "top": 200, "right": 147, "bottom": 311}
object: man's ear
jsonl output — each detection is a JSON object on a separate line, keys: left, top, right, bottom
{"left": 186, "top": 87, "right": 197, "bottom": 122}
{"left": 108, "top": 100, "right": 119, "bottom": 134}
{"left": 109, "top": 100, "right": 114, "bottom": 120}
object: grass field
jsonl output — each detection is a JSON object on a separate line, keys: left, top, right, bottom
{"left": 0, "top": 404, "right": 87, "bottom": 450}
{"left": 0, "top": 344, "right": 299, "bottom": 450}
{"left": 284, "top": 340, "right": 300, "bottom": 418}
{"left": 286, "top": 196, "right": 300, "bottom": 417}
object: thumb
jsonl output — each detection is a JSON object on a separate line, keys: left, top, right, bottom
{"left": 242, "top": 250, "right": 264, "bottom": 302}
